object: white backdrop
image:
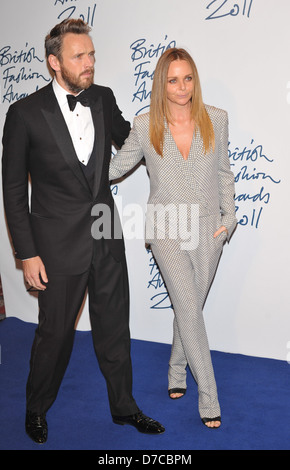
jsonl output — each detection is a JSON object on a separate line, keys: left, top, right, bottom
{"left": 1, "top": 0, "right": 289, "bottom": 361}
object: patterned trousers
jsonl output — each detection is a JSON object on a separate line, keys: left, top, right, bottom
{"left": 150, "top": 214, "right": 226, "bottom": 419}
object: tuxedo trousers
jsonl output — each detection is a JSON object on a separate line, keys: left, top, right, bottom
{"left": 26, "top": 238, "right": 138, "bottom": 417}
{"left": 150, "top": 214, "right": 225, "bottom": 419}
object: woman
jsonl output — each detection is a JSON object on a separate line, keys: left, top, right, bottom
{"left": 109, "top": 48, "right": 237, "bottom": 428}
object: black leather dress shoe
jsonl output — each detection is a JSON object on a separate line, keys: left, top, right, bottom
{"left": 112, "top": 410, "right": 165, "bottom": 434}
{"left": 25, "top": 411, "right": 48, "bottom": 444}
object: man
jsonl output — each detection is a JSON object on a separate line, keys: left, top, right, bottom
{"left": 2, "top": 19, "right": 165, "bottom": 444}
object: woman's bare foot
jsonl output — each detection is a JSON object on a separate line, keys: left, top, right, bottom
{"left": 169, "top": 391, "right": 184, "bottom": 399}
{"left": 168, "top": 388, "right": 186, "bottom": 400}
{"left": 201, "top": 417, "right": 221, "bottom": 428}
{"left": 203, "top": 419, "right": 221, "bottom": 428}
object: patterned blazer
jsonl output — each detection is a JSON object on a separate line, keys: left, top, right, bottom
{"left": 109, "top": 104, "right": 237, "bottom": 243}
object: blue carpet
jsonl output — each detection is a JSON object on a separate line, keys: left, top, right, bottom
{"left": 1, "top": 317, "right": 290, "bottom": 451}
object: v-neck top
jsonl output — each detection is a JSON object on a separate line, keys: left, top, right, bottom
{"left": 166, "top": 128, "right": 201, "bottom": 204}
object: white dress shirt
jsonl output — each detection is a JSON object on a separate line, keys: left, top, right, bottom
{"left": 52, "top": 78, "right": 95, "bottom": 166}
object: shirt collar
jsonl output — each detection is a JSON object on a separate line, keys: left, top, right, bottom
{"left": 52, "top": 78, "right": 84, "bottom": 108}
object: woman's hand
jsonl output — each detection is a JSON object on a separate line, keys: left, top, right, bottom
{"left": 213, "top": 225, "right": 228, "bottom": 239}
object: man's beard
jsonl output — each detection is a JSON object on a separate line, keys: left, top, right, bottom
{"left": 60, "top": 64, "right": 94, "bottom": 94}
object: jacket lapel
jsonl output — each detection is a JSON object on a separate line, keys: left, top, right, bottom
{"left": 41, "top": 84, "right": 91, "bottom": 192}
{"left": 191, "top": 127, "right": 204, "bottom": 164}
{"left": 164, "top": 123, "right": 203, "bottom": 163}
{"left": 89, "top": 93, "right": 105, "bottom": 198}
{"left": 163, "top": 124, "right": 204, "bottom": 191}
{"left": 41, "top": 84, "right": 106, "bottom": 198}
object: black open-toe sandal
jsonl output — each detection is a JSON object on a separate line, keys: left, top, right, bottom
{"left": 168, "top": 388, "right": 186, "bottom": 399}
{"left": 201, "top": 416, "right": 221, "bottom": 428}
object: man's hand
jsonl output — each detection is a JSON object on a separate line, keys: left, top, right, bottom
{"left": 23, "top": 256, "right": 48, "bottom": 290}
{"left": 213, "top": 225, "right": 228, "bottom": 239}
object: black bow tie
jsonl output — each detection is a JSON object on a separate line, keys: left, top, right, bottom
{"left": 67, "top": 91, "right": 90, "bottom": 111}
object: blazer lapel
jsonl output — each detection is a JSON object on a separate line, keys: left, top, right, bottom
{"left": 163, "top": 124, "right": 204, "bottom": 191}
{"left": 164, "top": 122, "right": 203, "bottom": 165}
{"left": 90, "top": 93, "right": 105, "bottom": 198}
{"left": 191, "top": 127, "right": 204, "bottom": 164}
{"left": 41, "top": 84, "right": 91, "bottom": 193}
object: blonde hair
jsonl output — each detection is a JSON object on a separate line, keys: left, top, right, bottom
{"left": 149, "top": 48, "right": 215, "bottom": 156}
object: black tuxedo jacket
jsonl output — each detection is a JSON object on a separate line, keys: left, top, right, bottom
{"left": 2, "top": 82, "right": 130, "bottom": 274}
